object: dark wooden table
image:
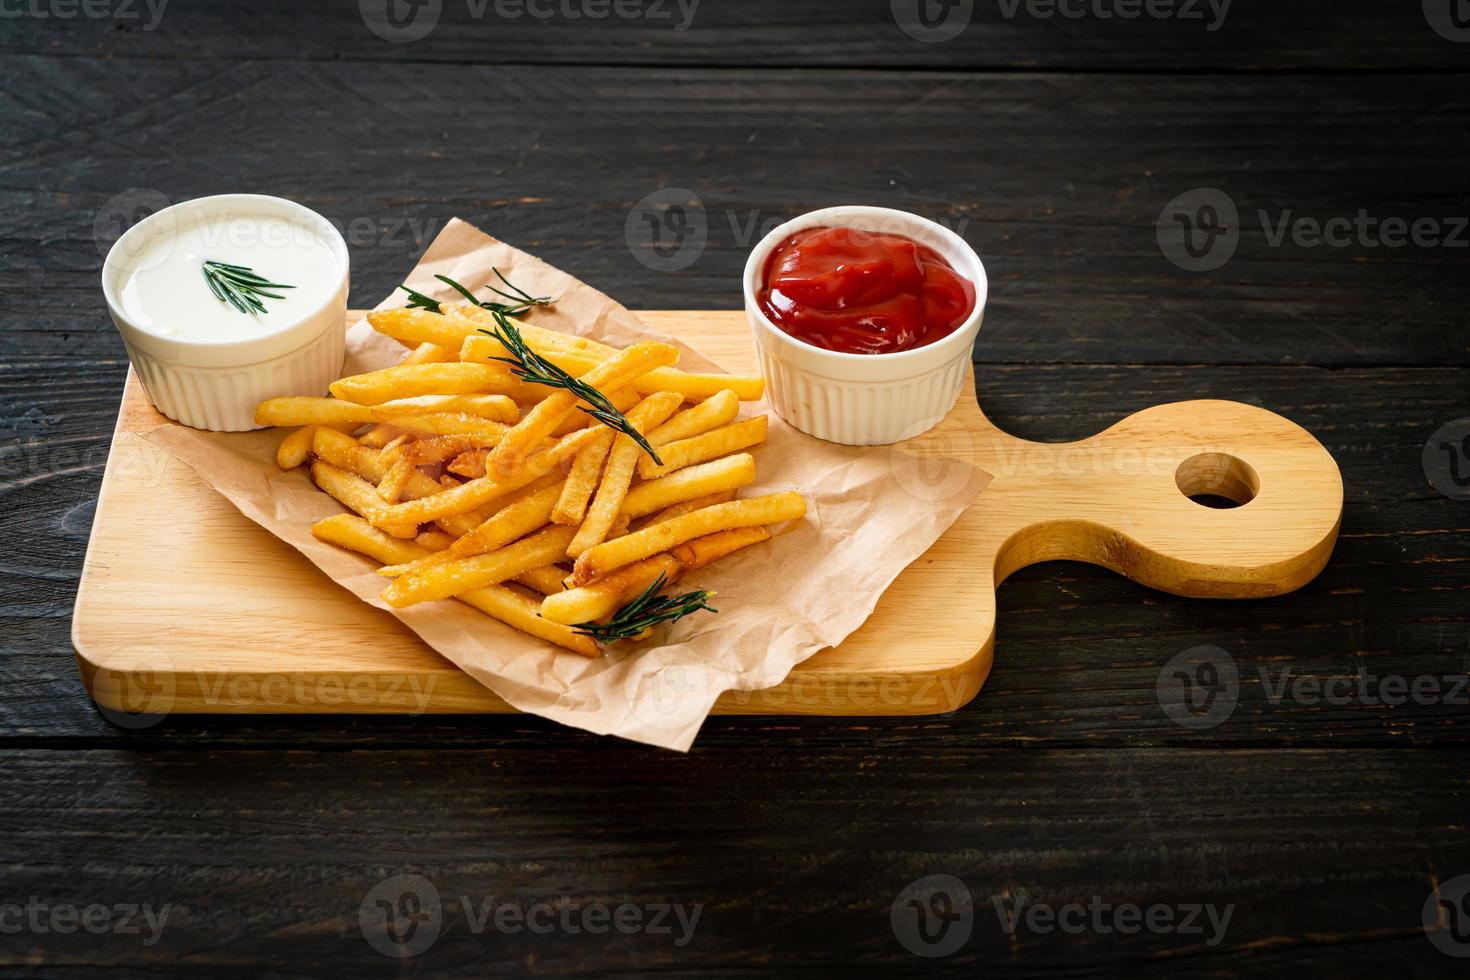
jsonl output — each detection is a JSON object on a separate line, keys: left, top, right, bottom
{"left": 4, "top": 2, "right": 1469, "bottom": 975}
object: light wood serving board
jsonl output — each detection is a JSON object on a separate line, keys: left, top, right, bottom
{"left": 74, "top": 311, "right": 1344, "bottom": 719}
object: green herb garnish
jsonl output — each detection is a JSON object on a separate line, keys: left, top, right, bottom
{"left": 575, "top": 573, "right": 717, "bottom": 644}
{"left": 201, "top": 260, "right": 294, "bottom": 315}
{"left": 401, "top": 270, "right": 552, "bottom": 317}
{"left": 480, "top": 309, "right": 663, "bottom": 466}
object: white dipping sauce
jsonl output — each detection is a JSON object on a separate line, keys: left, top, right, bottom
{"left": 117, "top": 212, "right": 342, "bottom": 340}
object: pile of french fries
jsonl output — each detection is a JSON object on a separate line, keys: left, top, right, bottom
{"left": 256, "top": 301, "right": 807, "bottom": 657}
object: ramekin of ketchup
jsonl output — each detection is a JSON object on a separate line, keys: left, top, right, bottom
{"left": 744, "top": 206, "right": 987, "bottom": 445}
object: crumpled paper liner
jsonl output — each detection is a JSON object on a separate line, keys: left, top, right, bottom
{"left": 142, "top": 218, "right": 989, "bottom": 750}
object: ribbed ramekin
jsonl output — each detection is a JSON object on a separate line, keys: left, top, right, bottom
{"left": 101, "top": 194, "right": 349, "bottom": 432}
{"left": 744, "top": 205, "right": 987, "bottom": 445}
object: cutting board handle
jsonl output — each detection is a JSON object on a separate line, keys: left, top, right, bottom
{"left": 969, "top": 398, "right": 1343, "bottom": 598}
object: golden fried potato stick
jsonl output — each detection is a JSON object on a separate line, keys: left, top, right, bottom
{"left": 541, "top": 526, "right": 769, "bottom": 625}
{"left": 633, "top": 489, "right": 738, "bottom": 531}
{"left": 369, "top": 426, "right": 600, "bottom": 530}
{"left": 371, "top": 394, "right": 519, "bottom": 422}
{"left": 443, "top": 305, "right": 617, "bottom": 359}
{"left": 647, "top": 389, "right": 739, "bottom": 447}
{"left": 376, "top": 457, "right": 416, "bottom": 504}
{"left": 619, "top": 453, "right": 755, "bottom": 520}
{"left": 383, "top": 524, "right": 577, "bottom": 607}
{"left": 461, "top": 335, "right": 764, "bottom": 402}
{"left": 257, "top": 396, "right": 376, "bottom": 427}
{"left": 400, "top": 341, "right": 457, "bottom": 365}
{"left": 358, "top": 424, "right": 401, "bottom": 448}
{"left": 567, "top": 391, "right": 682, "bottom": 557}
{"left": 568, "top": 491, "right": 805, "bottom": 586}
{"left": 447, "top": 449, "right": 489, "bottom": 479}
{"left": 310, "top": 461, "right": 418, "bottom": 538}
{"left": 312, "top": 515, "right": 596, "bottom": 656}
{"left": 484, "top": 340, "right": 679, "bottom": 478}
{"left": 276, "top": 425, "right": 318, "bottom": 469}
{"left": 374, "top": 413, "right": 512, "bottom": 441}
{"left": 514, "top": 565, "right": 571, "bottom": 595}
{"left": 331, "top": 361, "right": 534, "bottom": 405}
{"left": 551, "top": 429, "right": 615, "bottom": 526}
{"left": 638, "top": 416, "right": 769, "bottom": 479}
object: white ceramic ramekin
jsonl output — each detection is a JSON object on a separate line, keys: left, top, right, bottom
{"left": 101, "top": 194, "right": 349, "bottom": 432}
{"left": 744, "top": 205, "right": 987, "bottom": 445}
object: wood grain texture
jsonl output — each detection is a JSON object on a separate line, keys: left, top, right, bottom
{"left": 72, "top": 312, "right": 1342, "bottom": 718}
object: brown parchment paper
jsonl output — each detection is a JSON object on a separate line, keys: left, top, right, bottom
{"left": 141, "top": 219, "right": 989, "bottom": 750}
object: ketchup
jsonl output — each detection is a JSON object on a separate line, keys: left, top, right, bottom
{"left": 757, "top": 225, "right": 976, "bottom": 355}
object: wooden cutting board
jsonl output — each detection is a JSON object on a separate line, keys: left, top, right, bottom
{"left": 74, "top": 311, "right": 1343, "bottom": 719}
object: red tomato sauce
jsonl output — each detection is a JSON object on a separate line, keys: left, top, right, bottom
{"left": 757, "top": 226, "right": 976, "bottom": 355}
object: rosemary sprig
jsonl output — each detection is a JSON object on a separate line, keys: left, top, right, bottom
{"left": 201, "top": 260, "right": 294, "bottom": 315}
{"left": 575, "top": 573, "right": 717, "bottom": 644}
{"left": 481, "top": 309, "right": 663, "bottom": 465}
{"left": 401, "top": 271, "right": 552, "bottom": 317}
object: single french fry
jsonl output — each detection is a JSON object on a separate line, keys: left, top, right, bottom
{"left": 400, "top": 341, "right": 457, "bottom": 366}
{"left": 375, "top": 413, "right": 513, "bottom": 441}
{"left": 387, "top": 435, "right": 497, "bottom": 469}
{"left": 369, "top": 427, "right": 600, "bottom": 529}
{"left": 358, "top": 424, "right": 401, "bottom": 448}
{"left": 634, "top": 489, "right": 738, "bottom": 530}
{"left": 311, "top": 461, "right": 418, "bottom": 537}
{"left": 619, "top": 453, "right": 755, "bottom": 520}
{"left": 551, "top": 429, "right": 615, "bottom": 525}
{"left": 638, "top": 416, "right": 769, "bottom": 479}
{"left": 376, "top": 457, "right": 416, "bottom": 503}
{"left": 647, "top": 389, "right": 739, "bottom": 447}
{"left": 416, "top": 530, "right": 457, "bottom": 551}
{"left": 372, "top": 394, "right": 519, "bottom": 422}
{"left": 256, "top": 396, "right": 376, "bottom": 428}
{"left": 312, "top": 429, "right": 490, "bottom": 537}
{"left": 484, "top": 341, "right": 679, "bottom": 478}
{"left": 367, "top": 307, "right": 484, "bottom": 350}
{"left": 671, "top": 526, "right": 770, "bottom": 570}
{"left": 569, "top": 491, "right": 806, "bottom": 586}
{"left": 567, "top": 391, "right": 682, "bottom": 556}
{"left": 313, "top": 515, "right": 596, "bottom": 656}
{"left": 276, "top": 425, "right": 317, "bottom": 469}
{"left": 383, "top": 524, "right": 577, "bottom": 607}
{"left": 540, "top": 554, "right": 685, "bottom": 626}
{"left": 515, "top": 565, "right": 570, "bottom": 595}
{"left": 457, "top": 583, "right": 599, "bottom": 657}
{"left": 330, "top": 362, "right": 527, "bottom": 405}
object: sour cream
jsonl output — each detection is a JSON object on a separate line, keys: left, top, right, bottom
{"left": 102, "top": 195, "right": 349, "bottom": 431}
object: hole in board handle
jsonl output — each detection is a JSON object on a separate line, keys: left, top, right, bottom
{"left": 1175, "top": 453, "right": 1259, "bottom": 510}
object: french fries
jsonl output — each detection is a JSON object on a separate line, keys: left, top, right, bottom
{"left": 257, "top": 287, "right": 803, "bottom": 656}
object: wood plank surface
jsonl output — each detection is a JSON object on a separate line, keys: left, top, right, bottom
{"left": 2, "top": 7, "right": 1468, "bottom": 976}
